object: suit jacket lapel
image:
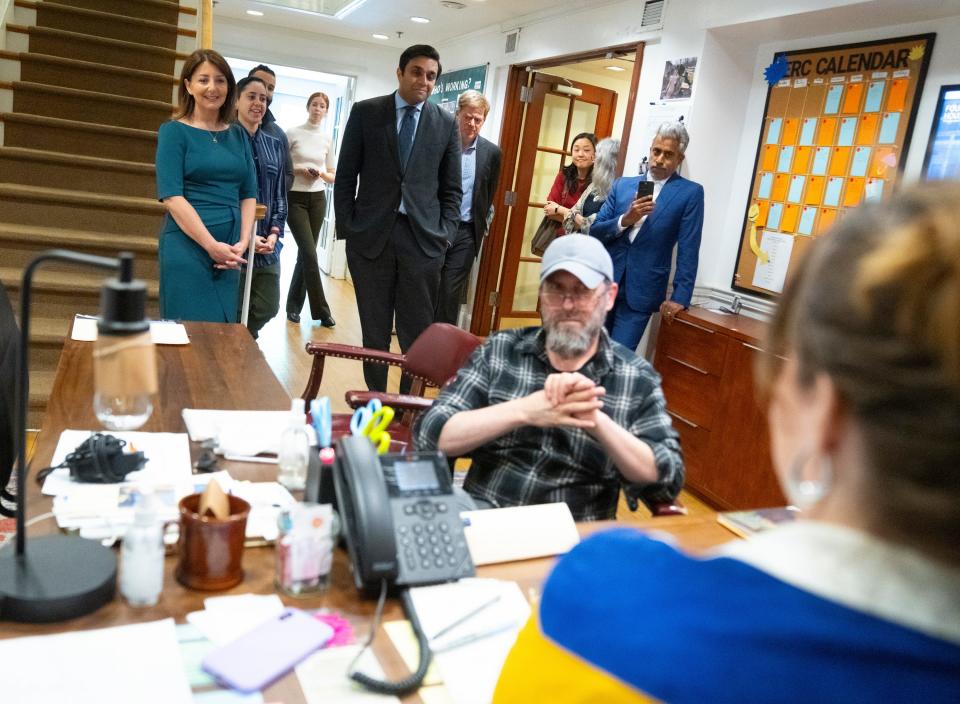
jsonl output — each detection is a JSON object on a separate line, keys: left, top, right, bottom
{"left": 383, "top": 95, "right": 402, "bottom": 173}
{"left": 643, "top": 173, "right": 681, "bottom": 233}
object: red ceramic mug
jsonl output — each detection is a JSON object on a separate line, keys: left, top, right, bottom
{"left": 175, "top": 493, "right": 250, "bottom": 591}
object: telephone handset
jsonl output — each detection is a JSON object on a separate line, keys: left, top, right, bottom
{"left": 333, "top": 435, "right": 475, "bottom": 696}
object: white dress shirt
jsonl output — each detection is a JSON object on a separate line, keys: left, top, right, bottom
{"left": 618, "top": 176, "right": 666, "bottom": 243}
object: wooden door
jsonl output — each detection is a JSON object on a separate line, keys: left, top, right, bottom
{"left": 494, "top": 73, "right": 617, "bottom": 330}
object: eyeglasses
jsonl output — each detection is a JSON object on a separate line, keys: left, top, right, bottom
{"left": 540, "top": 285, "right": 603, "bottom": 307}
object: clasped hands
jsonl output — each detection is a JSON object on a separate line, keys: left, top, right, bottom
{"left": 208, "top": 239, "right": 247, "bottom": 270}
{"left": 521, "top": 372, "right": 605, "bottom": 432}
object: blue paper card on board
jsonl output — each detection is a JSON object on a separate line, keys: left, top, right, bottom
{"left": 850, "top": 147, "right": 871, "bottom": 177}
{"left": 777, "top": 146, "right": 794, "bottom": 172}
{"left": 758, "top": 172, "right": 773, "bottom": 199}
{"left": 787, "top": 175, "right": 805, "bottom": 203}
{"left": 797, "top": 206, "right": 817, "bottom": 235}
{"left": 767, "top": 202, "right": 783, "bottom": 230}
{"left": 824, "top": 85, "right": 843, "bottom": 114}
{"left": 864, "top": 81, "right": 885, "bottom": 112}
{"left": 824, "top": 177, "right": 843, "bottom": 207}
{"left": 766, "top": 118, "right": 783, "bottom": 144}
{"left": 837, "top": 118, "right": 856, "bottom": 146}
{"left": 799, "top": 118, "right": 817, "bottom": 146}
{"left": 879, "top": 112, "right": 900, "bottom": 143}
{"left": 865, "top": 179, "right": 884, "bottom": 201}
{"left": 811, "top": 147, "right": 830, "bottom": 175}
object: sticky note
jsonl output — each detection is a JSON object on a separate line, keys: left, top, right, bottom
{"left": 824, "top": 177, "right": 843, "bottom": 207}
{"left": 766, "top": 118, "right": 783, "bottom": 144}
{"left": 818, "top": 208, "right": 838, "bottom": 234}
{"left": 777, "top": 146, "right": 794, "bottom": 172}
{"left": 811, "top": 147, "right": 830, "bottom": 175}
{"left": 865, "top": 178, "right": 884, "bottom": 201}
{"left": 850, "top": 147, "right": 871, "bottom": 177}
{"left": 767, "top": 202, "right": 783, "bottom": 230}
{"left": 878, "top": 112, "right": 900, "bottom": 143}
{"left": 870, "top": 147, "right": 898, "bottom": 178}
{"left": 856, "top": 114, "right": 879, "bottom": 145}
{"left": 804, "top": 175, "right": 826, "bottom": 205}
{"left": 817, "top": 117, "right": 837, "bottom": 146}
{"left": 829, "top": 147, "right": 851, "bottom": 177}
{"left": 771, "top": 173, "right": 789, "bottom": 201}
{"left": 837, "top": 117, "right": 857, "bottom": 146}
{"left": 781, "top": 118, "right": 800, "bottom": 145}
{"left": 758, "top": 172, "right": 773, "bottom": 199}
{"left": 824, "top": 85, "right": 843, "bottom": 114}
{"left": 886, "top": 79, "right": 908, "bottom": 111}
{"left": 842, "top": 82, "right": 864, "bottom": 113}
{"left": 787, "top": 174, "right": 805, "bottom": 203}
{"left": 793, "top": 146, "right": 813, "bottom": 173}
{"left": 780, "top": 203, "right": 800, "bottom": 233}
{"left": 799, "top": 118, "right": 817, "bottom": 146}
{"left": 864, "top": 81, "right": 885, "bottom": 112}
{"left": 797, "top": 206, "right": 817, "bottom": 235}
{"left": 756, "top": 199, "right": 770, "bottom": 227}
{"left": 843, "top": 177, "right": 865, "bottom": 207}
{"left": 762, "top": 145, "right": 779, "bottom": 172}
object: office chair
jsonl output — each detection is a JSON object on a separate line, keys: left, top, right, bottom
{"left": 301, "top": 322, "right": 483, "bottom": 449}
{"left": 0, "top": 284, "right": 19, "bottom": 517}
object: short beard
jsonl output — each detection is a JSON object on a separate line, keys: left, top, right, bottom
{"left": 543, "top": 297, "right": 607, "bottom": 360}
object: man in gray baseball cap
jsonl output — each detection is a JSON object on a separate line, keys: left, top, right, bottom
{"left": 414, "top": 235, "right": 683, "bottom": 521}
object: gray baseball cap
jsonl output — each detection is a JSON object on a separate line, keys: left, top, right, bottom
{"left": 540, "top": 235, "right": 614, "bottom": 289}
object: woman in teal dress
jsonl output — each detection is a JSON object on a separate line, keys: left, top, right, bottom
{"left": 156, "top": 49, "right": 256, "bottom": 322}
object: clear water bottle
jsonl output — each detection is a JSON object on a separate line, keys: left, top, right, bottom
{"left": 120, "top": 490, "right": 164, "bottom": 607}
{"left": 277, "top": 399, "right": 310, "bottom": 490}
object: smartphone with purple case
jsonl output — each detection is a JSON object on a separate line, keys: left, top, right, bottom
{"left": 201, "top": 608, "right": 334, "bottom": 692}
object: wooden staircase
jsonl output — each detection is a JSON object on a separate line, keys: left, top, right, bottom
{"left": 0, "top": 0, "right": 198, "bottom": 426}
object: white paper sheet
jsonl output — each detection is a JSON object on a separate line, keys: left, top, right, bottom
{"left": 181, "top": 409, "right": 297, "bottom": 456}
{"left": 408, "top": 579, "right": 530, "bottom": 704}
{"left": 461, "top": 502, "right": 579, "bottom": 565}
{"left": 71, "top": 315, "right": 190, "bottom": 344}
{"left": 0, "top": 619, "right": 192, "bottom": 704}
{"left": 296, "top": 645, "right": 401, "bottom": 704}
{"left": 186, "top": 594, "right": 287, "bottom": 646}
{"left": 751, "top": 230, "right": 795, "bottom": 294}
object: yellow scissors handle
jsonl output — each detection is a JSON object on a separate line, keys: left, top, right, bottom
{"left": 364, "top": 406, "right": 395, "bottom": 454}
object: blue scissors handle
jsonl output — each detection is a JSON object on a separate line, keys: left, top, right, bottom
{"left": 350, "top": 398, "right": 382, "bottom": 437}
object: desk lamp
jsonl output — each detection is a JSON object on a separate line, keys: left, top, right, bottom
{"left": 0, "top": 249, "right": 155, "bottom": 623}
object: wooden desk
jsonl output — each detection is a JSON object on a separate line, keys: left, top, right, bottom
{"left": 4, "top": 322, "right": 735, "bottom": 702}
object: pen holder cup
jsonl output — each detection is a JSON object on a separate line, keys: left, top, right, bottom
{"left": 175, "top": 493, "right": 250, "bottom": 591}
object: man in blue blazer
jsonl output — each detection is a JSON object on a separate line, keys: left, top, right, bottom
{"left": 590, "top": 122, "right": 704, "bottom": 350}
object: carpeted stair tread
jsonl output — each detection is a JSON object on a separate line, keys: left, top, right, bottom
{"left": 5, "top": 24, "right": 184, "bottom": 61}
{"left": 0, "top": 51, "right": 178, "bottom": 88}
{"left": 0, "top": 265, "right": 160, "bottom": 297}
{"left": 6, "top": 80, "right": 173, "bottom": 112}
{"left": 0, "top": 220, "right": 157, "bottom": 252}
{"left": 28, "top": 369, "right": 55, "bottom": 410}
{"left": 28, "top": 315, "right": 73, "bottom": 344}
{"left": 0, "top": 183, "right": 164, "bottom": 214}
{"left": 15, "top": 0, "right": 196, "bottom": 40}
{"left": 53, "top": 0, "right": 194, "bottom": 24}
{"left": 0, "top": 146, "right": 155, "bottom": 175}
{"left": 0, "top": 111, "right": 157, "bottom": 140}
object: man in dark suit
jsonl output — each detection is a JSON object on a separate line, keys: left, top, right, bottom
{"left": 435, "top": 90, "right": 502, "bottom": 326}
{"left": 335, "top": 44, "right": 462, "bottom": 392}
{"left": 590, "top": 122, "right": 704, "bottom": 351}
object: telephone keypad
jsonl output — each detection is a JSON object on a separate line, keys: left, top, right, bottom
{"left": 393, "top": 498, "right": 474, "bottom": 586}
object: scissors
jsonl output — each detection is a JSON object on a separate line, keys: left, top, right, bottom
{"left": 350, "top": 398, "right": 395, "bottom": 453}
{"left": 310, "top": 397, "right": 332, "bottom": 448}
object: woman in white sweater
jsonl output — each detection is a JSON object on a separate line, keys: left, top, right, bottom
{"left": 284, "top": 91, "right": 336, "bottom": 326}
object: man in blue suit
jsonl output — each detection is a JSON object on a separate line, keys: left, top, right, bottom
{"left": 590, "top": 122, "right": 704, "bottom": 350}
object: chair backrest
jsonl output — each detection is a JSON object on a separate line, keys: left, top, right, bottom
{"left": 0, "top": 283, "right": 19, "bottom": 502}
{"left": 403, "top": 323, "right": 482, "bottom": 389}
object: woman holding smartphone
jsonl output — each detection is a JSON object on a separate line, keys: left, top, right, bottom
{"left": 284, "top": 91, "right": 336, "bottom": 327}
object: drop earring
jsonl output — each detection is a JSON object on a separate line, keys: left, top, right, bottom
{"left": 785, "top": 450, "right": 833, "bottom": 510}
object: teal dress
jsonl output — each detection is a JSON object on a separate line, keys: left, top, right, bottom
{"left": 156, "top": 121, "right": 257, "bottom": 322}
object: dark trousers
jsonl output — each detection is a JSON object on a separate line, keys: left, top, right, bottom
{"left": 285, "top": 190, "right": 332, "bottom": 320}
{"left": 606, "top": 282, "right": 652, "bottom": 352}
{"left": 346, "top": 215, "right": 443, "bottom": 393}
{"left": 435, "top": 221, "right": 476, "bottom": 326}
{"left": 238, "top": 262, "right": 280, "bottom": 339}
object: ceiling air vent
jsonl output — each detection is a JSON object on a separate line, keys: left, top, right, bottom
{"left": 504, "top": 29, "right": 520, "bottom": 54}
{"left": 641, "top": 0, "right": 664, "bottom": 28}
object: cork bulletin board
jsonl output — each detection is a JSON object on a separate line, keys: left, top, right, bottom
{"left": 732, "top": 34, "right": 935, "bottom": 297}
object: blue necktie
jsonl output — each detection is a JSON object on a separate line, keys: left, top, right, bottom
{"left": 398, "top": 105, "right": 416, "bottom": 170}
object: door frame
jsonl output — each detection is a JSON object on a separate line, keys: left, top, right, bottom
{"left": 471, "top": 42, "right": 644, "bottom": 336}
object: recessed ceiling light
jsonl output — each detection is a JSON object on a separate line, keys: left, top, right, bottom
{"left": 372, "top": 33, "right": 389, "bottom": 40}
{"left": 246, "top": 9, "right": 264, "bottom": 16}
{"left": 605, "top": 65, "right": 626, "bottom": 72}
{"left": 410, "top": 16, "right": 430, "bottom": 23}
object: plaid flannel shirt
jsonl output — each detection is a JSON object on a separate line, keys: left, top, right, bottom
{"left": 413, "top": 327, "right": 683, "bottom": 521}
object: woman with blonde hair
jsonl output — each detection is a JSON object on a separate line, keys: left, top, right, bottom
{"left": 156, "top": 49, "right": 256, "bottom": 322}
{"left": 495, "top": 182, "right": 960, "bottom": 702}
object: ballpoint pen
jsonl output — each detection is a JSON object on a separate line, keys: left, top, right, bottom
{"left": 431, "top": 620, "right": 521, "bottom": 653}
{"left": 430, "top": 594, "right": 502, "bottom": 641}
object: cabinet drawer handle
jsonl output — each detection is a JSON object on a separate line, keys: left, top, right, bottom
{"left": 666, "top": 355, "right": 709, "bottom": 375}
{"left": 667, "top": 410, "right": 699, "bottom": 429}
{"left": 742, "top": 342, "right": 765, "bottom": 353}
{"left": 676, "top": 318, "right": 714, "bottom": 334}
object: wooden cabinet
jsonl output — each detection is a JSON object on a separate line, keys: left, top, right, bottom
{"left": 653, "top": 307, "right": 785, "bottom": 510}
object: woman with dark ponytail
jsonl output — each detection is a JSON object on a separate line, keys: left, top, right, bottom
{"left": 543, "top": 132, "right": 596, "bottom": 235}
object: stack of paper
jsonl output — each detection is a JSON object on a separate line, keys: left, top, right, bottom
{"left": 71, "top": 314, "right": 190, "bottom": 344}
{"left": 181, "top": 409, "right": 311, "bottom": 458}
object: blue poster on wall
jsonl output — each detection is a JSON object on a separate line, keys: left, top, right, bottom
{"left": 922, "top": 85, "right": 960, "bottom": 180}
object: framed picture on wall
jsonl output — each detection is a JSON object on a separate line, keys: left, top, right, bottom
{"left": 921, "top": 84, "right": 960, "bottom": 180}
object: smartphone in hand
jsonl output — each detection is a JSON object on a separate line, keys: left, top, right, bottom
{"left": 636, "top": 180, "right": 655, "bottom": 199}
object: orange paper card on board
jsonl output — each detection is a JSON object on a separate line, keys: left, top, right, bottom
{"left": 804, "top": 175, "right": 826, "bottom": 206}
{"left": 780, "top": 203, "right": 800, "bottom": 233}
{"left": 781, "top": 118, "right": 800, "bottom": 145}
{"left": 755, "top": 199, "right": 770, "bottom": 228}
{"left": 843, "top": 177, "right": 865, "bottom": 207}
{"left": 761, "top": 145, "right": 779, "bottom": 172}
{"left": 817, "top": 117, "right": 838, "bottom": 146}
{"left": 770, "top": 173, "right": 790, "bottom": 201}
{"left": 856, "top": 113, "right": 879, "bottom": 145}
{"left": 842, "top": 82, "right": 864, "bottom": 113}
{"left": 829, "top": 147, "right": 851, "bottom": 177}
{"left": 793, "top": 146, "right": 813, "bottom": 173}
{"left": 870, "top": 147, "right": 898, "bottom": 178}
{"left": 886, "top": 78, "right": 908, "bottom": 112}
{"left": 818, "top": 207, "right": 838, "bottom": 234}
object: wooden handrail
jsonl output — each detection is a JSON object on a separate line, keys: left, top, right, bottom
{"left": 200, "top": 0, "right": 213, "bottom": 49}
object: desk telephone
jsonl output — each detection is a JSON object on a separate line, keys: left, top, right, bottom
{"left": 331, "top": 435, "right": 475, "bottom": 695}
